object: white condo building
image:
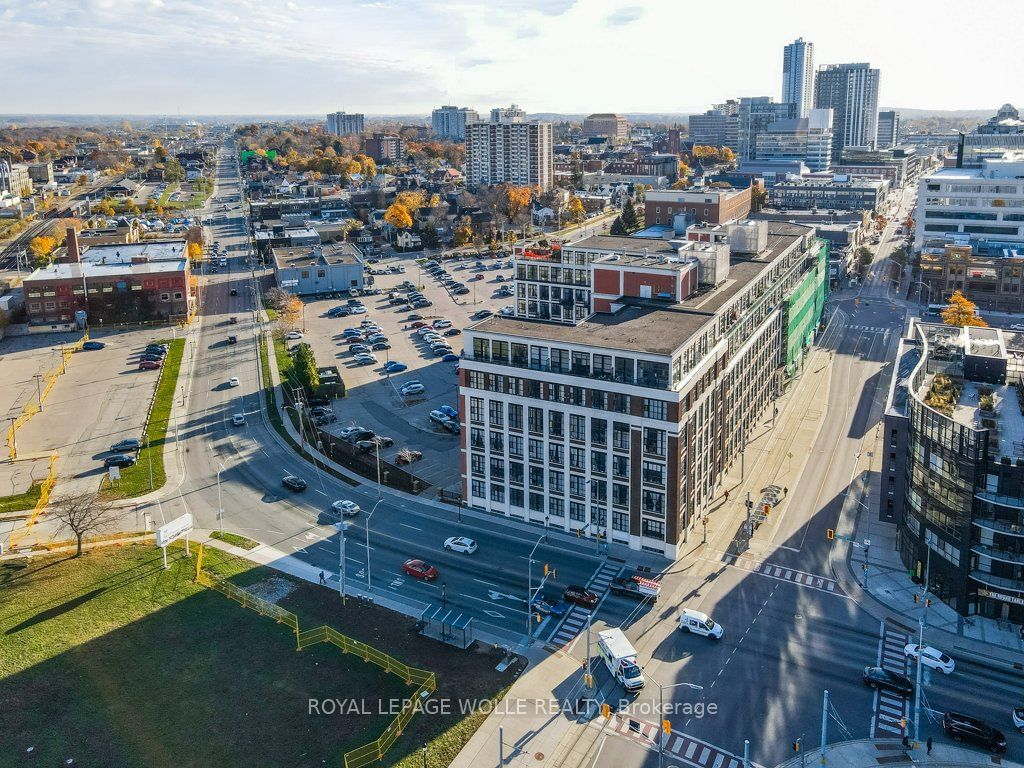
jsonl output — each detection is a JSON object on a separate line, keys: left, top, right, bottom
{"left": 466, "top": 120, "right": 553, "bottom": 190}
{"left": 782, "top": 38, "right": 815, "bottom": 118}
{"left": 755, "top": 108, "right": 834, "bottom": 172}
{"left": 431, "top": 105, "right": 480, "bottom": 141}
{"left": 326, "top": 111, "right": 364, "bottom": 136}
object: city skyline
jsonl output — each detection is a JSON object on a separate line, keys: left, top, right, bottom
{"left": 1, "top": 0, "right": 1022, "bottom": 115}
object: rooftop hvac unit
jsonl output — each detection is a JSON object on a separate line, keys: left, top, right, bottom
{"left": 726, "top": 220, "right": 768, "bottom": 254}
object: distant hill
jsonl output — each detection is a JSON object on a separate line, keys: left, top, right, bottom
{"left": 886, "top": 107, "right": 995, "bottom": 120}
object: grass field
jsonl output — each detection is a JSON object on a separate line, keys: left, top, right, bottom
{"left": 100, "top": 337, "right": 185, "bottom": 499}
{"left": 0, "top": 481, "right": 42, "bottom": 515}
{"left": 208, "top": 530, "right": 259, "bottom": 550}
{"left": 0, "top": 545, "right": 411, "bottom": 767}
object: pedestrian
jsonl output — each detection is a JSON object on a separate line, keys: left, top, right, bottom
{"left": 319, "top": 571, "right": 326, "bottom": 585}
{"left": 926, "top": 736, "right": 932, "bottom": 755}
{"left": 902, "top": 734, "right": 910, "bottom": 749}
{"left": 724, "top": 490, "right": 730, "bottom": 501}
{"left": 1019, "top": 625, "right": 1024, "bottom": 642}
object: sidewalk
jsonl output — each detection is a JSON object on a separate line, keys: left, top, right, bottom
{"left": 773, "top": 738, "right": 1021, "bottom": 768}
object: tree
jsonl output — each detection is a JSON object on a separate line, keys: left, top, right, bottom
{"left": 941, "top": 290, "right": 988, "bottom": 327}
{"left": 621, "top": 199, "right": 641, "bottom": 232}
{"left": 678, "top": 160, "right": 693, "bottom": 179}
{"left": 263, "top": 286, "right": 290, "bottom": 312}
{"left": 187, "top": 241, "right": 204, "bottom": 264}
{"left": 453, "top": 223, "right": 473, "bottom": 246}
{"left": 282, "top": 296, "right": 304, "bottom": 329}
{"left": 50, "top": 491, "right": 120, "bottom": 557}
{"left": 293, "top": 344, "right": 320, "bottom": 394}
{"left": 355, "top": 154, "right": 377, "bottom": 180}
{"left": 566, "top": 195, "right": 586, "bottom": 224}
{"left": 384, "top": 203, "right": 413, "bottom": 230}
{"left": 750, "top": 186, "right": 769, "bottom": 212}
{"left": 28, "top": 235, "right": 56, "bottom": 266}
{"left": 395, "top": 190, "right": 426, "bottom": 212}
{"left": 164, "top": 158, "right": 185, "bottom": 182}
{"left": 610, "top": 216, "right": 626, "bottom": 236}
{"left": 504, "top": 186, "right": 534, "bottom": 222}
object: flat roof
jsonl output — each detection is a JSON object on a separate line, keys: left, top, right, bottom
{"left": 273, "top": 242, "right": 362, "bottom": 269}
{"left": 80, "top": 240, "right": 188, "bottom": 264}
{"left": 475, "top": 222, "right": 811, "bottom": 355}
{"left": 26, "top": 259, "right": 186, "bottom": 281}
{"left": 568, "top": 235, "right": 683, "bottom": 255}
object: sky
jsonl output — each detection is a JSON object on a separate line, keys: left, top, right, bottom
{"left": 1, "top": 0, "right": 1022, "bottom": 116}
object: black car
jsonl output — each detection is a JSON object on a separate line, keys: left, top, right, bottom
{"left": 140, "top": 354, "right": 164, "bottom": 363}
{"left": 229, "top": 288, "right": 238, "bottom": 296}
{"left": 443, "top": 328, "right": 461, "bottom": 337}
{"left": 408, "top": 314, "right": 424, "bottom": 321}
{"left": 110, "top": 438, "right": 142, "bottom": 453}
{"left": 227, "top": 335, "right": 238, "bottom": 345}
{"left": 104, "top": 454, "right": 137, "bottom": 468}
{"left": 942, "top": 712, "right": 1006, "bottom": 753}
{"left": 307, "top": 395, "right": 330, "bottom": 407}
{"left": 315, "top": 414, "right": 338, "bottom": 426}
{"left": 144, "top": 346, "right": 168, "bottom": 356}
{"left": 282, "top": 475, "right": 307, "bottom": 492}
{"left": 862, "top": 667, "right": 913, "bottom": 697}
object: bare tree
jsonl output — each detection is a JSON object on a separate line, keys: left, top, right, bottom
{"left": 49, "top": 491, "right": 121, "bottom": 557}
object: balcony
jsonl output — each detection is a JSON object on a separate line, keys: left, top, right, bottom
{"left": 969, "top": 570, "right": 1024, "bottom": 593}
{"left": 971, "top": 543, "right": 1024, "bottom": 565}
{"left": 973, "top": 517, "right": 1024, "bottom": 538}
{"left": 975, "top": 491, "right": 1024, "bottom": 512}
{"left": 471, "top": 355, "right": 671, "bottom": 390}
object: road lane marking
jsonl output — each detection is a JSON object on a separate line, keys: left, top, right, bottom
{"left": 399, "top": 523, "right": 422, "bottom": 531}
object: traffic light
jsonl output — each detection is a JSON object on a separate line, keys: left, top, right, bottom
{"left": 913, "top": 593, "right": 919, "bottom": 603}
{"left": 535, "top": 612, "right": 543, "bottom": 623}
{"left": 862, "top": 562, "right": 868, "bottom": 571}
{"left": 601, "top": 703, "right": 611, "bottom": 718}
{"left": 792, "top": 742, "right": 800, "bottom": 753}
{"left": 827, "top": 528, "right": 835, "bottom": 540}
{"left": 662, "top": 720, "right": 671, "bottom": 736}
{"left": 544, "top": 563, "right": 549, "bottom": 577}
{"left": 925, "top": 598, "right": 932, "bottom": 608}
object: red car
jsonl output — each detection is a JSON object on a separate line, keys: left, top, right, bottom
{"left": 403, "top": 559, "right": 438, "bottom": 581}
{"left": 563, "top": 585, "right": 599, "bottom": 609}
{"left": 410, "top": 321, "right": 428, "bottom": 329}
{"left": 138, "top": 360, "right": 163, "bottom": 370}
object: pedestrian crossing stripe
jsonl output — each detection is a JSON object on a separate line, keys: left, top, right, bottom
{"left": 871, "top": 622, "right": 910, "bottom": 738}
{"left": 606, "top": 713, "right": 763, "bottom": 768}
{"left": 546, "top": 561, "right": 623, "bottom": 650}
{"left": 716, "top": 553, "right": 843, "bottom": 596}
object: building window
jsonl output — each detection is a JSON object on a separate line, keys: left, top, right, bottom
{"left": 470, "top": 427, "right": 484, "bottom": 450}
{"left": 591, "top": 390, "right": 607, "bottom": 410}
{"left": 490, "top": 484, "right": 505, "bottom": 503}
{"left": 489, "top": 400, "right": 504, "bottom": 427}
{"left": 508, "top": 403, "right": 523, "bottom": 430}
{"left": 612, "top": 393, "right": 630, "bottom": 413}
{"left": 549, "top": 497, "right": 565, "bottom": 518}
{"left": 591, "top": 418, "right": 607, "bottom": 444}
{"left": 489, "top": 457, "right": 505, "bottom": 481}
{"left": 510, "top": 487, "right": 524, "bottom": 507}
{"left": 549, "top": 443, "right": 564, "bottom": 466}
{"left": 529, "top": 492, "right": 544, "bottom": 513}
{"left": 569, "top": 474, "right": 587, "bottom": 499}
{"left": 642, "top": 461, "right": 666, "bottom": 487}
{"left": 642, "top": 399, "right": 668, "bottom": 420}
{"left": 612, "top": 483, "right": 629, "bottom": 508}
{"left": 509, "top": 434, "right": 523, "bottom": 458}
{"left": 570, "top": 415, "right": 586, "bottom": 441}
{"left": 613, "top": 422, "right": 631, "bottom": 451}
{"left": 569, "top": 446, "right": 586, "bottom": 470}
{"left": 643, "top": 428, "right": 666, "bottom": 456}
{"left": 612, "top": 455, "right": 630, "bottom": 479}
{"left": 642, "top": 490, "right": 665, "bottom": 516}
{"left": 471, "top": 479, "right": 486, "bottom": 499}
{"left": 549, "top": 470, "right": 564, "bottom": 494}
{"left": 529, "top": 466, "right": 544, "bottom": 489}
{"left": 591, "top": 450, "right": 607, "bottom": 474}
{"left": 489, "top": 431, "right": 504, "bottom": 454}
{"left": 471, "top": 454, "right": 485, "bottom": 477}
{"left": 470, "top": 397, "right": 484, "bottom": 423}
{"left": 301, "top": 270, "right": 310, "bottom": 279}
{"left": 528, "top": 439, "right": 544, "bottom": 462}
{"left": 548, "top": 411, "right": 564, "bottom": 438}
{"left": 528, "top": 407, "right": 544, "bottom": 434}
{"left": 590, "top": 480, "right": 607, "bottom": 503}
{"left": 642, "top": 519, "right": 665, "bottom": 540}
{"left": 612, "top": 511, "right": 630, "bottom": 532}
{"left": 509, "top": 462, "right": 524, "bottom": 485}
{"left": 569, "top": 502, "right": 586, "bottom": 522}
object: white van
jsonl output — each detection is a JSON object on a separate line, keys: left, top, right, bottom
{"left": 678, "top": 608, "right": 723, "bottom": 639}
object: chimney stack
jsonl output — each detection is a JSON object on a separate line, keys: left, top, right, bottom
{"left": 65, "top": 227, "right": 81, "bottom": 263}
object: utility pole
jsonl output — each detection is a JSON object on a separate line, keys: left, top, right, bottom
{"left": 33, "top": 374, "right": 43, "bottom": 412}
{"left": 338, "top": 521, "right": 347, "bottom": 604}
{"left": 499, "top": 726, "right": 504, "bottom": 768}
{"left": 743, "top": 740, "right": 750, "bottom": 768}
{"left": 862, "top": 539, "right": 871, "bottom": 589}
{"left": 913, "top": 617, "right": 924, "bottom": 746}
{"left": 585, "top": 612, "right": 592, "bottom": 689}
{"left": 820, "top": 690, "right": 829, "bottom": 765}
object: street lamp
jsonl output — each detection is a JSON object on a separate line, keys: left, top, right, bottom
{"left": 365, "top": 498, "right": 384, "bottom": 594}
{"left": 216, "top": 461, "right": 225, "bottom": 532}
{"left": 643, "top": 671, "right": 704, "bottom": 768}
{"left": 441, "top": 581, "right": 447, "bottom": 610}
{"left": 526, "top": 533, "right": 545, "bottom": 644}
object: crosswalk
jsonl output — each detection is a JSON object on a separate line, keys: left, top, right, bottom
{"left": 546, "top": 561, "right": 622, "bottom": 650}
{"left": 872, "top": 621, "right": 910, "bottom": 738}
{"left": 847, "top": 324, "right": 887, "bottom": 333}
{"left": 606, "top": 713, "right": 762, "bottom": 768}
{"left": 715, "top": 552, "right": 843, "bottom": 596}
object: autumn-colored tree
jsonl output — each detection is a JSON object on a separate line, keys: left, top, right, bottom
{"left": 750, "top": 186, "right": 769, "bottom": 212}
{"left": 282, "top": 296, "right": 304, "bottom": 330}
{"left": 678, "top": 161, "right": 693, "bottom": 179}
{"left": 28, "top": 235, "right": 56, "bottom": 266}
{"left": 395, "top": 190, "right": 426, "bottom": 212}
{"left": 670, "top": 179, "right": 691, "bottom": 190}
{"left": 384, "top": 203, "right": 413, "bottom": 230}
{"left": 355, "top": 154, "right": 377, "bottom": 180}
{"left": 566, "top": 196, "right": 586, "bottom": 224}
{"left": 504, "top": 186, "right": 533, "bottom": 221}
{"left": 164, "top": 158, "right": 185, "bottom": 182}
{"left": 187, "top": 241, "right": 204, "bottom": 264}
{"left": 941, "top": 290, "right": 988, "bottom": 328}
{"left": 453, "top": 223, "right": 473, "bottom": 246}
{"left": 344, "top": 159, "right": 362, "bottom": 177}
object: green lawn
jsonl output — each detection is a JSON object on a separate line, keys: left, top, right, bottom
{"left": 101, "top": 338, "right": 185, "bottom": 499}
{"left": 0, "top": 544, "right": 409, "bottom": 767}
{"left": 208, "top": 530, "right": 259, "bottom": 550}
{"left": 0, "top": 482, "right": 42, "bottom": 515}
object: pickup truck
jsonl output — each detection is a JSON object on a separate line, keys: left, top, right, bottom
{"left": 609, "top": 575, "right": 662, "bottom": 601}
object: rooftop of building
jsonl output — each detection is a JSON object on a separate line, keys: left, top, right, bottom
{"left": 567, "top": 235, "right": 684, "bottom": 255}
{"left": 25, "top": 258, "right": 186, "bottom": 282}
{"left": 474, "top": 222, "right": 812, "bottom": 356}
{"left": 79, "top": 239, "right": 188, "bottom": 264}
{"left": 774, "top": 177, "right": 886, "bottom": 189}
{"left": 273, "top": 242, "right": 362, "bottom": 269}
{"left": 644, "top": 186, "right": 748, "bottom": 200}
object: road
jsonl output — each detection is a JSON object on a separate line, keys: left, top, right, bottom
{"left": 139, "top": 140, "right": 609, "bottom": 646}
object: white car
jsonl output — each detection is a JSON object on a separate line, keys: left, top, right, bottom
{"left": 231, "top": 413, "right": 246, "bottom": 426}
{"left": 417, "top": 327, "right": 436, "bottom": 336}
{"left": 433, "top": 319, "right": 452, "bottom": 329}
{"left": 354, "top": 353, "right": 377, "bottom": 365}
{"left": 429, "top": 409, "right": 451, "bottom": 425}
{"left": 228, "top": 377, "right": 240, "bottom": 387}
{"left": 903, "top": 643, "right": 955, "bottom": 674}
{"left": 332, "top": 500, "right": 361, "bottom": 517}
{"left": 444, "top": 536, "right": 478, "bottom": 554}
{"left": 350, "top": 306, "right": 367, "bottom": 314}
{"left": 337, "top": 426, "right": 367, "bottom": 440}
{"left": 500, "top": 306, "right": 515, "bottom": 317}
{"left": 678, "top": 608, "right": 723, "bottom": 639}
{"left": 400, "top": 383, "right": 426, "bottom": 396}
{"left": 286, "top": 331, "right": 303, "bottom": 340}
{"left": 1013, "top": 706, "right": 1024, "bottom": 734}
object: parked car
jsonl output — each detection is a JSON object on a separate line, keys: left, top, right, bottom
{"left": 349, "top": 344, "right": 371, "bottom": 354}
{"left": 429, "top": 410, "right": 451, "bottom": 426}
{"left": 434, "top": 319, "right": 452, "bottom": 329}
{"left": 315, "top": 414, "right": 338, "bottom": 425}
{"left": 82, "top": 341, "right": 106, "bottom": 351}
{"left": 372, "top": 435, "right": 395, "bottom": 448}
{"left": 444, "top": 328, "right": 461, "bottom": 337}
{"left": 228, "top": 377, "right": 240, "bottom": 387}
{"left": 942, "top": 712, "right": 1006, "bottom": 753}
{"left": 232, "top": 413, "right": 246, "bottom": 426}
{"left": 282, "top": 475, "right": 307, "bottom": 492}
{"left": 104, "top": 454, "right": 137, "bottom": 468}
{"left": 110, "top": 438, "right": 142, "bottom": 452}
{"left": 138, "top": 360, "right": 162, "bottom": 370}
{"left": 438, "top": 405, "right": 458, "bottom": 420}
{"left": 400, "top": 382, "right": 425, "bottom": 396}
{"left": 472, "top": 309, "right": 493, "bottom": 320}
{"left": 403, "top": 558, "right": 439, "bottom": 581}
{"left": 286, "top": 331, "right": 303, "bottom": 340}
{"left": 343, "top": 327, "right": 364, "bottom": 337}
{"left": 396, "top": 448, "right": 423, "bottom": 464}
{"left": 441, "top": 420, "right": 460, "bottom": 435}
{"left": 353, "top": 353, "right": 378, "bottom": 365}
{"left": 350, "top": 305, "right": 367, "bottom": 314}
{"left": 862, "top": 667, "right": 913, "bottom": 697}
{"left": 441, "top": 353, "right": 460, "bottom": 363}
{"left": 444, "top": 536, "right": 478, "bottom": 554}
{"left": 140, "top": 354, "right": 164, "bottom": 363}
{"left": 384, "top": 361, "right": 408, "bottom": 373}
{"left": 338, "top": 426, "right": 369, "bottom": 440}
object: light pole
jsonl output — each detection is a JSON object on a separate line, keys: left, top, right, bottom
{"left": 441, "top": 581, "right": 447, "bottom": 610}
{"left": 365, "top": 498, "right": 384, "bottom": 594}
{"left": 526, "top": 533, "right": 545, "bottom": 644}
{"left": 216, "top": 461, "right": 225, "bottom": 532}
{"left": 33, "top": 374, "right": 42, "bottom": 411}
{"left": 643, "top": 670, "right": 704, "bottom": 768}
{"left": 337, "top": 520, "right": 348, "bottom": 605}
{"left": 544, "top": 514, "right": 549, "bottom": 542}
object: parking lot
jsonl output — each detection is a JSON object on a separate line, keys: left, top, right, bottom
{"left": 6, "top": 328, "right": 176, "bottom": 497}
{"left": 284, "top": 249, "right": 515, "bottom": 494}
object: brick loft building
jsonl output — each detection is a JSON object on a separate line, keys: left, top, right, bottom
{"left": 644, "top": 187, "right": 752, "bottom": 228}
{"left": 24, "top": 228, "right": 193, "bottom": 326}
{"left": 459, "top": 223, "right": 829, "bottom": 558}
